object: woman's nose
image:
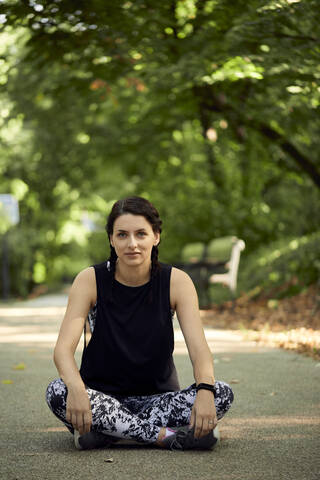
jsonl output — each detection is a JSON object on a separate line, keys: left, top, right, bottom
{"left": 128, "top": 235, "right": 137, "bottom": 248}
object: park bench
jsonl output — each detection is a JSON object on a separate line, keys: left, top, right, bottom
{"left": 174, "top": 236, "right": 246, "bottom": 307}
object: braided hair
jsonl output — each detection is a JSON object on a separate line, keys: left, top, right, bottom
{"left": 105, "top": 196, "right": 162, "bottom": 303}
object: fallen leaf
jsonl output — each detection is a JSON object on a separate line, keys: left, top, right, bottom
{"left": 200, "top": 284, "right": 320, "bottom": 360}
{"left": 230, "top": 379, "right": 240, "bottom": 384}
{"left": 1, "top": 379, "right": 13, "bottom": 384}
{"left": 269, "top": 392, "right": 277, "bottom": 396}
{"left": 13, "top": 362, "right": 26, "bottom": 370}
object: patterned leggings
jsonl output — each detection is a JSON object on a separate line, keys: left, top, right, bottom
{"left": 46, "top": 379, "right": 234, "bottom": 444}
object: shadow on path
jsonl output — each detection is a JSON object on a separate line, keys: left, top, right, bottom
{"left": 0, "top": 295, "right": 319, "bottom": 480}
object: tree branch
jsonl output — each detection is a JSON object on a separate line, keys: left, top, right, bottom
{"left": 255, "top": 122, "right": 320, "bottom": 188}
{"left": 194, "top": 86, "right": 320, "bottom": 189}
{"left": 193, "top": 87, "right": 224, "bottom": 187}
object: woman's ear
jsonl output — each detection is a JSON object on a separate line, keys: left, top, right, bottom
{"left": 154, "top": 232, "right": 160, "bottom": 246}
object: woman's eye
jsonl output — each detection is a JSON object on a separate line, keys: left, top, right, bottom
{"left": 117, "top": 232, "right": 146, "bottom": 238}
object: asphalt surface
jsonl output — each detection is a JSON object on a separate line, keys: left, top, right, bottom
{"left": 0, "top": 294, "right": 319, "bottom": 480}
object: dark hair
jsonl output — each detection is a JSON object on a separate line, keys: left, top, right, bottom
{"left": 105, "top": 196, "right": 162, "bottom": 302}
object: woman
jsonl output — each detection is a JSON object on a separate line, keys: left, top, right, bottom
{"left": 46, "top": 196, "right": 234, "bottom": 451}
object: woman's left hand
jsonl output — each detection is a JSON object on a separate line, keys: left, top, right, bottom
{"left": 189, "top": 389, "right": 218, "bottom": 439}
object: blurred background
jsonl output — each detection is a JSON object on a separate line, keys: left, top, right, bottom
{"left": 0, "top": 0, "right": 319, "bottom": 308}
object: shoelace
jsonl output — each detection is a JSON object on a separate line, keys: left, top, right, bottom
{"left": 169, "top": 429, "right": 189, "bottom": 451}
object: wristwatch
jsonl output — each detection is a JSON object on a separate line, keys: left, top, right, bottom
{"left": 196, "top": 383, "right": 215, "bottom": 394}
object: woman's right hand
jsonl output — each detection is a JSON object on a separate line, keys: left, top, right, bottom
{"left": 53, "top": 268, "right": 96, "bottom": 436}
{"left": 66, "top": 385, "right": 92, "bottom": 436}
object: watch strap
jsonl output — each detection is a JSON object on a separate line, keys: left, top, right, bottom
{"left": 196, "top": 382, "right": 215, "bottom": 393}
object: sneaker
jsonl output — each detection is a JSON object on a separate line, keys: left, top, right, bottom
{"left": 161, "top": 425, "right": 220, "bottom": 451}
{"left": 74, "top": 430, "right": 119, "bottom": 450}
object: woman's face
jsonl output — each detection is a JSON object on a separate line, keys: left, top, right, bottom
{"left": 110, "top": 214, "right": 160, "bottom": 268}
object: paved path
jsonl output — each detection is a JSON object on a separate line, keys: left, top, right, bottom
{"left": 0, "top": 294, "right": 319, "bottom": 480}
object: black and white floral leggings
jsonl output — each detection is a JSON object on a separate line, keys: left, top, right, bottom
{"left": 46, "top": 379, "right": 234, "bottom": 444}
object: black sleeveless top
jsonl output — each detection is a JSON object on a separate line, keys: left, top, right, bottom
{"left": 79, "top": 261, "right": 180, "bottom": 396}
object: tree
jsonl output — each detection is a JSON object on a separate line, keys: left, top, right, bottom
{"left": 0, "top": 0, "right": 319, "bottom": 295}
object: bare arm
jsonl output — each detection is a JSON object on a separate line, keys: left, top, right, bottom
{"left": 53, "top": 267, "right": 96, "bottom": 435}
{"left": 170, "top": 267, "right": 217, "bottom": 438}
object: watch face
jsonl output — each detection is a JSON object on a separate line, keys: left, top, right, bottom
{"left": 196, "top": 383, "right": 215, "bottom": 391}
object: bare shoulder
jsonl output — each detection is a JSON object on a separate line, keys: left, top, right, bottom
{"left": 170, "top": 267, "right": 197, "bottom": 309}
{"left": 55, "top": 267, "right": 96, "bottom": 352}
{"left": 171, "top": 266, "right": 193, "bottom": 286}
{"left": 69, "top": 266, "right": 97, "bottom": 307}
{"left": 74, "top": 266, "right": 95, "bottom": 284}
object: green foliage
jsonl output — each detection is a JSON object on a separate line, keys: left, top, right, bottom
{"left": 238, "top": 231, "right": 320, "bottom": 298}
{"left": 208, "top": 283, "right": 236, "bottom": 306}
{"left": 0, "top": 0, "right": 319, "bottom": 297}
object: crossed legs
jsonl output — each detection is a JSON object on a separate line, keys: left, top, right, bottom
{"left": 46, "top": 379, "right": 234, "bottom": 445}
